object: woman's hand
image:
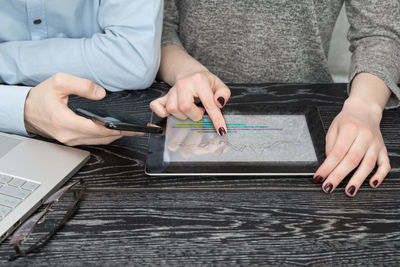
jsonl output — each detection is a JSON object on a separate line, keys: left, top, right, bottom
{"left": 314, "top": 73, "right": 391, "bottom": 197}
{"left": 150, "top": 70, "right": 231, "bottom": 136}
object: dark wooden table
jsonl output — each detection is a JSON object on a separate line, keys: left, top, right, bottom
{"left": 1, "top": 83, "right": 400, "bottom": 266}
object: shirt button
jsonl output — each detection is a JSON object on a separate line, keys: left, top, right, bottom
{"left": 33, "top": 19, "right": 42, "bottom": 25}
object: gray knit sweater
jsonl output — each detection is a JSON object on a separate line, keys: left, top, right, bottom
{"left": 162, "top": 0, "right": 400, "bottom": 108}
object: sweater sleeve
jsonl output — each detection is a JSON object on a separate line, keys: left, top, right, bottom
{"left": 345, "top": 0, "right": 400, "bottom": 108}
{"left": 161, "top": 0, "right": 185, "bottom": 49}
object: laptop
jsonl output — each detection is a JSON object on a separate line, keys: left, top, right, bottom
{"left": 0, "top": 132, "right": 90, "bottom": 243}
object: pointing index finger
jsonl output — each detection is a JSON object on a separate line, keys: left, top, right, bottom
{"left": 196, "top": 80, "right": 227, "bottom": 136}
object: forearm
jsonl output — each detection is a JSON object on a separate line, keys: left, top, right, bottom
{"left": 158, "top": 45, "right": 209, "bottom": 86}
{"left": 0, "top": 35, "right": 158, "bottom": 91}
{"left": 0, "top": 0, "right": 162, "bottom": 91}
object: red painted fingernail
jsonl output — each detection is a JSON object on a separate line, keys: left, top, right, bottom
{"left": 372, "top": 180, "right": 379, "bottom": 188}
{"left": 313, "top": 175, "right": 324, "bottom": 184}
{"left": 217, "top": 97, "right": 225, "bottom": 107}
{"left": 324, "top": 183, "right": 333, "bottom": 193}
{"left": 347, "top": 185, "right": 356, "bottom": 196}
{"left": 218, "top": 127, "right": 226, "bottom": 136}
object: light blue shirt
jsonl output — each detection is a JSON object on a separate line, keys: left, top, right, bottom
{"left": 0, "top": 0, "right": 163, "bottom": 135}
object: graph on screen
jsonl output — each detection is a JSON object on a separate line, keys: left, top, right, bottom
{"left": 174, "top": 138, "right": 301, "bottom": 155}
{"left": 173, "top": 117, "right": 283, "bottom": 133}
{"left": 164, "top": 115, "right": 317, "bottom": 162}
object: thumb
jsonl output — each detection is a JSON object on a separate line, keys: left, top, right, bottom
{"left": 51, "top": 73, "right": 106, "bottom": 100}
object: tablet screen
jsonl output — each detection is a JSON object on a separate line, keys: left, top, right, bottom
{"left": 164, "top": 115, "right": 317, "bottom": 163}
{"left": 146, "top": 106, "right": 326, "bottom": 175}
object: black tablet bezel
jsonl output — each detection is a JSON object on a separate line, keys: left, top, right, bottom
{"left": 146, "top": 106, "right": 326, "bottom": 176}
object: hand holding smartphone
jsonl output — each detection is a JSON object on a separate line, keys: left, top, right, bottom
{"left": 75, "top": 108, "right": 163, "bottom": 134}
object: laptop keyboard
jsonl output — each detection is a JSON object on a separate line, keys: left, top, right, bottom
{"left": 0, "top": 174, "right": 40, "bottom": 220}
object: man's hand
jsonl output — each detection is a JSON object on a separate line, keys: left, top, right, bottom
{"left": 24, "top": 73, "right": 144, "bottom": 146}
{"left": 150, "top": 71, "right": 231, "bottom": 136}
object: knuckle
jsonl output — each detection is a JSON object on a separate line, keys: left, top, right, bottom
{"left": 82, "top": 79, "right": 95, "bottom": 90}
{"left": 361, "top": 128, "right": 375, "bottom": 141}
{"left": 175, "top": 79, "right": 187, "bottom": 89}
{"left": 192, "top": 113, "right": 203, "bottom": 122}
{"left": 205, "top": 107, "right": 220, "bottom": 118}
{"left": 166, "top": 104, "right": 178, "bottom": 114}
{"left": 346, "top": 151, "right": 362, "bottom": 166}
{"left": 331, "top": 147, "right": 346, "bottom": 161}
{"left": 149, "top": 100, "right": 157, "bottom": 110}
{"left": 375, "top": 164, "right": 391, "bottom": 180}
{"left": 179, "top": 102, "right": 193, "bottom": 113}
{"left": 208, "top": 106, "right": 220, "bottom": 114}
{"left": 203, "top": 100, "right": 218, "bottom": 111}
{"left": 52, "top": 72, "right": 67, "bottom": 87}
{"left": 363, "top": 156, "right": 377, "bottom": 169}
{"left": 150, "top": 100, "right": 166, "bottom": 114}
{"left": 191, "top": 72, "right": 206, "bottom": 83}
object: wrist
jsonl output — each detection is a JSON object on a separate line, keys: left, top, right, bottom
{"left": 159, "top": 45, "right": 210, "bottom": 85}
{"left": 174, "top": 67, "right": 210, "bottom": 82}
{"left": 350, "top": 72, "right": 391, "bottom": 110}
{"left": 343, "top": 96, "right": 383, "bottom": 122}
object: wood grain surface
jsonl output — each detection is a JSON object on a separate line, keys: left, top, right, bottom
{"left": 0, "top": 83, "right": 399, "bottom": 266}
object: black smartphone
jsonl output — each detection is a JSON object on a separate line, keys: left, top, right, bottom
{"left": 75, "top": 108, "right": 163, "bottom": 134}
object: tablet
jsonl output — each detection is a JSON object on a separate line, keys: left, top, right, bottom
{"left": 146, "top": 106, "right": 326, "bottom": 176}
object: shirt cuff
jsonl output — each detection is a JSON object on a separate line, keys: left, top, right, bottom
{"left": 0, "top": 85, "right": 32, "bottom": 136}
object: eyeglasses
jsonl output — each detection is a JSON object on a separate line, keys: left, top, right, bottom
{"left": 8, "top": 179, "right": 86, "bottom": 261}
